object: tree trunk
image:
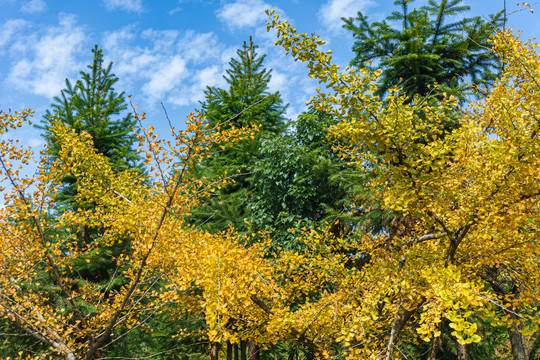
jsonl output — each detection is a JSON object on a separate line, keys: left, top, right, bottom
{"left": 240, "top": 340, "right": 247, "bottom": 360}
{"left": 508, "top": 316, "right": 529, "bottom": 360}
{"left": 482, "top": 269, "right": 530, "bottom": 360}
{"left": 427, "top": 335, "right": 441, "bottom": 360}
{"left": 455, "top": 340, "right": 470, "bottom": 360}
{"left": 248, "top": 340, "right": 259, "bottom": 360}
{"left": 234, "top": 343, "right": 239, "bottom": 360}
{"left": 211, "top": 342, "right": 220, "bottom": 360}
{"left": 227, "top": 341, "right": 233, "bottom": 360}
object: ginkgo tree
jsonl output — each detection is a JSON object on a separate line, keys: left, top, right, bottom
{"left": 0, "top": 107, "right": 267, "bottom": 359}
{"left": 265, "top": 11, "right": 540, "bottom": 360}
{"left": 0, "top": 107, "right": 343, "bottom": 360}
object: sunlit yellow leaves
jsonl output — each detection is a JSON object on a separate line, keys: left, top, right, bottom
{"left": 0, "top": 104, "right": 267, "bottom": 358}
{"left": 266, "top": 15, "right": 540, "bottom": 358}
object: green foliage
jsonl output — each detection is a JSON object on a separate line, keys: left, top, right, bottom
{"left": 2, "top": 46, "right": 143, "bottom": 357}
{"left": 106, "top": 309, "right": 209, "bottom": 360}
{"left": 342, "top": 0, "right": 503, "bottom": 99}
{"left": 200, "top": 36, "right": 287, "bottom": 134}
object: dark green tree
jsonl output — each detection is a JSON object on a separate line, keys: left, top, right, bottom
{"left": 343, "top": 0, "right": 503, "bottom": 99}
{"left": 342, "top": 4, "right": 523, "bottom": 359}
{"left": 191, "top": 37, "right": 287, "bottom": 234}
{"left": 38, "top": 44, "right": 142, "bottom": 283}
{"left": 0, "top": 46, "right": 144, "bottom": 360}
{"left": 339, "top": 0, "right": 504, "bottom": 240}
{"left": 200, "top": 37, "right": 287, "bottom": 134}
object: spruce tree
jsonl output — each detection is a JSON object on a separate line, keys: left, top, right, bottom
{"left": 200, "top": 36, "right": 287, "bottom": 133}
{"left": 38, "top": 45, "right": 141, "bottom": 283}
{"left": 343, "top": 0, "right": 503, "bottom": 99}
{"left": 192, "top": 37, "right": 287, "bottom": 233}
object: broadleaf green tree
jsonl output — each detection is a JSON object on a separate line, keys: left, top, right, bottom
{"left": 247, "top": 109, "right": 347, "bottom": 251}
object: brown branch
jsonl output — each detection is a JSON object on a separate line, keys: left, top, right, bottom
{"left": 83, "top": 131, "right": 198, "bottom": 360}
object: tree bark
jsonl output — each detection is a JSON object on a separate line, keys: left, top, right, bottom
{"left": 227, "top": 341, "right": 233, "bottom": 360}
{"left": 248, "top": 340, "right": 260, "bottom": 360}
{"left": 427, "top": 335, "right": 441, "bottom": 360}
{"left": 234, "top": 343, "right": 239, "bottom": 360}
{"left": 482, "top": 268, "right": 530, "bottom": 360}
{"left": 240, "top": 340, "right": 247, "bottom": 360}
{"left": 384, "top": 307, "right": 417, "bottom": 360}
{"left": 508, "top": 315, "right": 529, "bottom": 360}
{"left": 455, "top": 340, "right": 470, "bottom": 360}
{"left": 211, "top": 342, "right": 220, "bottom": 360}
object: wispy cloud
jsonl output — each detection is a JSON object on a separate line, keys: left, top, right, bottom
{"left": 0, "top": 19, "right": 28, "bottom": 50}
{"left": 318, "top": 0, "right": 374, "bottom": 32}
{"left": 5, "top": 14, "right": 86, "bottom": 98}
{"left": 216, "top": 0, "right": 280, "bottom": 29}
{"left": 102, "top": 27, "right": 228, "bottom": 109}
{"left": 21, "top": 0, "right": 47, "bottom": 14}
{"left": 103, "top": 0, "right": 144, "bottom": 13}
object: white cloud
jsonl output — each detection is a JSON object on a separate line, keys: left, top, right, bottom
{"left": 21, "top": 0, "right": 47, "bottom": 14}
{"left": 147, "top": 56, "right": 187, "bottom": 99}
{"left": 28, "top": 137, "right": 45, "bottom": 148}
{"left": 0, "top": 19, "right": 28, "bottom": 49}
{"left": 102, "top": 27, "right": 227, "bottom": 109}
{"left": 267, "top": 70, "right": 285, "bottom": 93}
{"left": 5, "top": 15, "right": 86, "bottom": 98}
{"left": 216, "top": 0, "right": 278, "bottom": 29}
{"left": 168, "top": 65, "right": 226, "bottom": 107}
{"left": 103, "top": 0, "right": 144, "bottom": 13}
{"left": 318, "top": 0, "right": 374, "bottom": 32}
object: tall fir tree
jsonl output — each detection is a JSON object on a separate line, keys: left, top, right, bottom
{"left": 37, "top": 45, "right": 141, "bottom": 290}
{"left": 340, "top": 0, "right": 504, "bottom": 239}
{"left": 343, "top": 0, "right": 503, "bottom": 99}
{"left": 192, "top": 37, "right": 287, "bottom": 234}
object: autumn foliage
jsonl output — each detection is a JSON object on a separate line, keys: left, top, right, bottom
{"left": 1, "top": 12, "right": 540, "bottom": 360}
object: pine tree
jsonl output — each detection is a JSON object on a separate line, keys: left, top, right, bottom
{"left": 340, "top": 0, "right": 504, "bottom": 238}
{"left": 343, "top": 0, "right": 503, "bottom": 99}
{"left": 192, "top": 37, "right": 287, "bottom": 233}
{"left": 0, "top": 45, "right": 146, "bottom": 360}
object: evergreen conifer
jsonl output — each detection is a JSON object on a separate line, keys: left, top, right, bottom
{"left": 39, "top": 45, "right": 140, "bottom": 209}
{"left": 38, "top": 45, "right": 141, "bottom": 283}
{"left": 343, "top": 0, "right": 503, "bottom": 99}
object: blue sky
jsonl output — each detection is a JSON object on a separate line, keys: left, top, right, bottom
{"left": 0, "top": 0, "right": 538, "bottom": 151}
